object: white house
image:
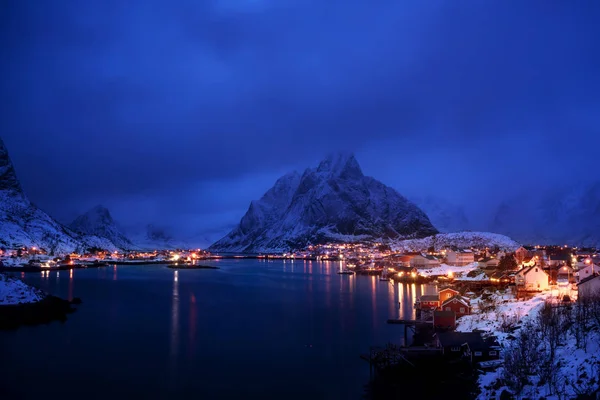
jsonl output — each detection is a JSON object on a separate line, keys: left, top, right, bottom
{"left": 576, "top": 262, "right": 598, "bottom": 282}
{"left": 446, "top": 250, "right": 475, "bottom": 266}
{"left": 577, "top": 274, "right": 600, "bottom": 299}
{"left": 410, "top": 254, "right": 441, "bottom": 269}
{"left": 515, "top": 246, "right": 532, "bottom": 264}
{"left": 515, "top": 265, "right": 550, "bottom": 291}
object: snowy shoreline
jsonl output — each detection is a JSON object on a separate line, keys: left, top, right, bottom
{"left": 0, "top": 273, "right": 45, "bottom": 305}
{"left": 0, "top": 273, "right": 80, "bottom": 330}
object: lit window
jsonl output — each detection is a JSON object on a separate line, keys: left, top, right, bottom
{"left": 474, "top": 351, "right": 482, "bottom": 356}
{"left": 489, "top": 351, "right": 497, "bottom": 356}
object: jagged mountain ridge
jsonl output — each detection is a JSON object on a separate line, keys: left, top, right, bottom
{"left": 0, "top": 137, "right": 119, "bottom": 254}
{"left": 488, "top": 181, "right": 600, "bottom": 247}
{"left": 69, "top": 205, "right": 135, "bottom": 250}
{"left": 210, "top": 153, "right": 438, "bottom": 253}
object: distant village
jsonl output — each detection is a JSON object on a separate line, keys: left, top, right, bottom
{"left": 2, "top": 240, "right": 600, "bottom": 397}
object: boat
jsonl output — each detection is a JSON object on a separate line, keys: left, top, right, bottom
{"left": 337, "top": 270, "right": 355, "bottom": 275}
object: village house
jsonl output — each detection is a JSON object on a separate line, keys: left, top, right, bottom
{"left": 410, "top": 254, "right": 441, "bottom": 269}
{"left": 390, "top": 254, "right": 416, "bottom": 267}
{"left": 577, "top": 274, "right": 600, "bottom": 299}
{"left": 576, "top": 261, "right": 598, "bottom": 282}
{"left": 446, "top": 250, "right": 474, "bottom": 266}
{"left": 515, "top": 265, "right": 550, "bottom": 291}
{"left": 519, "top": 257, "right": 536, "bottom": 269}
{"left": 557, "top": 264, "right": 575, "bottom": 283}
{"left": 433, "top": 310, "right": 456, "bottom": 331}
{"left": 414, "top": 288, "right": 459, "bottom": 311}
{"left": 547, "top": 253, "right": 571, "bottom": 267}
{"left": 515, "top": 246, "right": 533, "bottom": 264}
{"left": 477, "top": 257, "right": 499, "bottom": 269}
{"left": 435, "top": 332, "right": 500, "bottom": 362}
{"left": 440, "top": 295, "right": 472, "bottom": 317}
{"left": 490, "top": 270, "right": 514, "bottom": 285}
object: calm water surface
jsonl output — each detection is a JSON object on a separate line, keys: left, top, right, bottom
{"left": 0, "top": 260, "right": 435, "bottom": 400}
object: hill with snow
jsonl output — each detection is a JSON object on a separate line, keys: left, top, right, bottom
{"left": 0, "top": 137, "right": 119, "bottom": 254}
{"left": 69, "top": 205, "right": 136, "bottom": 250}
{"left": 489, "top": 181, "right": 600, "bottom": 247}
{"left": 210, "top": 153, "right": 438, "bottom": 253}
{"left": 392, "top": 231, "right": 520, "bottom": 252}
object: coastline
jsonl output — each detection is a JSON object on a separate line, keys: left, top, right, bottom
{"left": 0, "top": 272, "right": 81, "bottom": 330}
{"left": 0, "top": 295, "right": 80, "bottom": 330}
{"left": 167, "top": 264, "right": 219, "bottom": 270}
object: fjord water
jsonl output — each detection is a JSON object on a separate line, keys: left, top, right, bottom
{"left": 1, "top": 260, "right": 434, "bottom": 399}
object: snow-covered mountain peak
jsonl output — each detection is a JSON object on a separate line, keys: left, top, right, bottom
{"left": 210, "top": 154, "right": 437, "bottom": 253}
{"left": 316, "top": 152, "right": 363, "bottom": 179}
{"left": 69, "top": 206, "right": 134, "bottom": 250}
{"left": 0, "top": 137, "right": 23, "bottom": 194}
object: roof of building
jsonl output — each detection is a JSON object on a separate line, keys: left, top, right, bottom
{"left": 436, "top": 332, "right": 499, "bottom": 350}
{"left": 441, "top": 295, "right": 471, "bottom": 307}
{"left": 439, "top": 287, "right": 459, "bottom": 294}
{"left": 577, "top": 273, "right": 600, "bottom": 286}
{"left": 549, "top": 254, "right": 571, "bottom": 261}
{"left": 419, "top": 295, "right": 440, "bottom": 302}
{"left": 518, "top": 265, "right": 549, "bottom": 276}
{"left": 436, "top": 332, "right": 485, "bottom": 348}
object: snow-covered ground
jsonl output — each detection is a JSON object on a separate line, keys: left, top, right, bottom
{"left": 419, "top": 262, "right": 480, "bottom": 277}
{"left": 0, "top": 273, "right": 44, "bottom": 305}
{"left": 456, "top": 289, "right": 600, "bottom": 399}
{"left": 392, "top": 231, "right": 520, "bottom": 252}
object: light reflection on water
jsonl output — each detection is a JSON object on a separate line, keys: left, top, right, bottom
{"left": 3, "top": 260, "right": 439, "bottom": 399}
{"left": 169, "top": 269, "right": 180, "bottom": 384}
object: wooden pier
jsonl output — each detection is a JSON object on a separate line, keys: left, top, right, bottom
{"left": 360, "top": 343, "right": 442, "bottom": 375}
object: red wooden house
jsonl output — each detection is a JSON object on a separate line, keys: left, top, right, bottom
{"left": 414, "top": 295, "right": 440, "bottom": 310}
{"left": 439, "top": 288, "right": 459, "bottom": 303}
{"left": 440, "top": 295, "right": 472, "bottom": 317}
{"left": 433, "top": 310, "right": 456, "bottom": 330}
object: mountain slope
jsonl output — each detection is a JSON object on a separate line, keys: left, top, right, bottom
{"left": 69, "top": 205, "right": 135, "bottom": 250}
{"left": 0, "top": 137, "right": 119, "bottom": 254}
{"left": 489, "top": 181, "right": 600, "bottom": 247}
{"left": 410, "top": 195, "right": 470, "bottom": 233}
{"left": 210, "top": 153, "right": 438, "bottom": 253}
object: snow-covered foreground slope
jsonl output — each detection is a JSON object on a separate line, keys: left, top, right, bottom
{"left": 210, "top": 153, "right": 437, "bottom": 253}
{"left": 0, "top": 273, "right": 44, "bottom": 305}
{"left": 0, "top": 137, "right": 119, "bottom": 254}
{"left": 392, "top": 231, "right": 520, "bottom": 252}
{"left": 457, "top": 290, "right": 600, "bottom": 399}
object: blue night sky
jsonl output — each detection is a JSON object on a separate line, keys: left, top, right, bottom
{"left": 1, "top": 1, "right": 600, "bottom": 245}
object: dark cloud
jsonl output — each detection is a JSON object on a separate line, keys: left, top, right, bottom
{"left": 1, "top": 0, "right": 599, "bottom": 244}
